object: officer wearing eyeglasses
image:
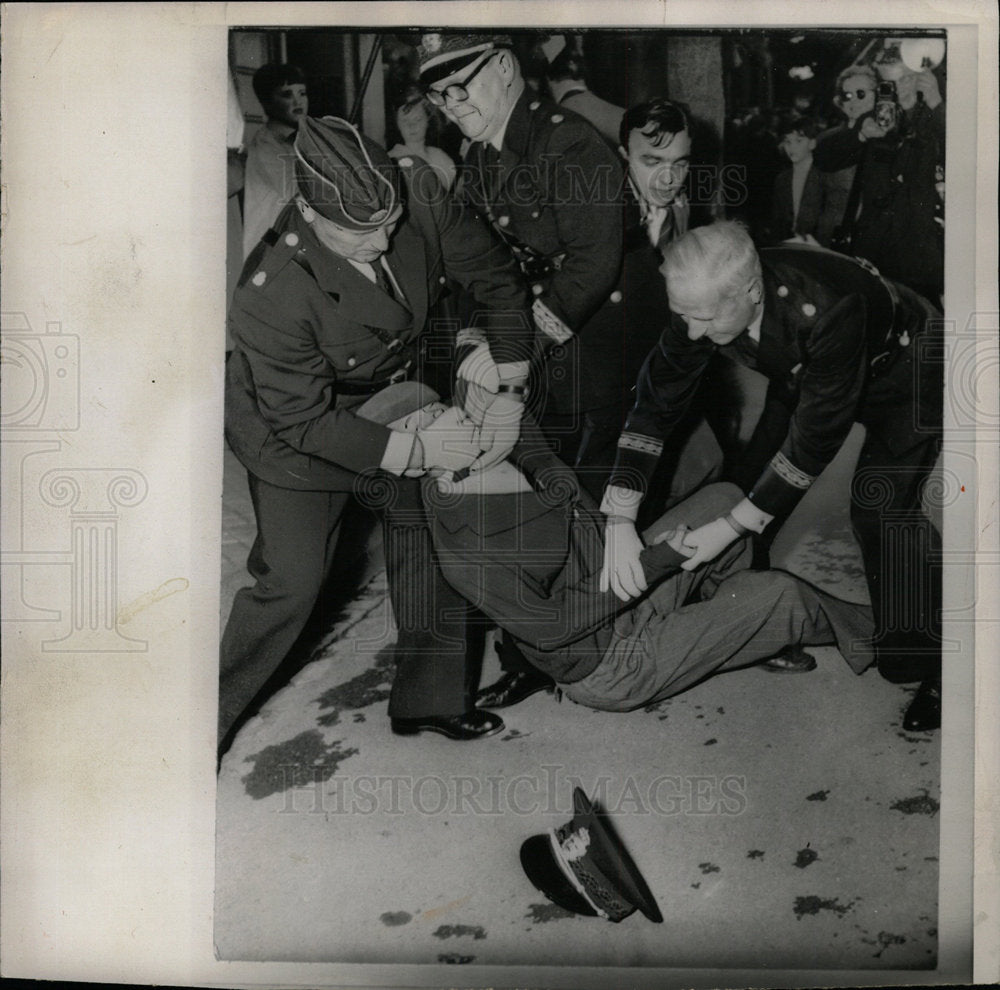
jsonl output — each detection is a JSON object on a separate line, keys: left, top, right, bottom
{"left": 416, "top": 33, "right": 626, "bottom": 498}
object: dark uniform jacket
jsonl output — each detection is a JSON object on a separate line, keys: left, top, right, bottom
{"left": 608, "top": 244, "right": 943, "bottom": 520}
{"left": 812, "top": 103, "right": 945, "bottom": 298}
{"left": 226, "top": 160, "right": 533, "bottom": 492}
{"left": 460, "top": 90, "right": 626, "bottom": 413}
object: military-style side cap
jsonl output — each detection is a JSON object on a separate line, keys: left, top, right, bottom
{"left": 294, "top": 115, "right": 403, "bottom": 230}
{"left": 416, "top": 32, "right": 513, "bottom": 85}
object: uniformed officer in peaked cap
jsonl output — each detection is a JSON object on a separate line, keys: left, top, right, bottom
{"left": 220, "top": 115, "right": 534, "bottom": 762}
{"left": 416, "top": 32, "right": 626, "bottom": 493}
{"left": 600, "top": 221, "right": 944, "bottom": 732}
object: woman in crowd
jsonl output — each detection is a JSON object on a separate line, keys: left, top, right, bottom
{"left": 386, "top": 86, "right": 457, "bottom": 192}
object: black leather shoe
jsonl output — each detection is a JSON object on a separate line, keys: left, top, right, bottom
{"left": 760, "top": 645, "right": 817, "bottom": 673}
{"left": 902, "top": 678, "right": 942, "bottom": 732}
{"left": 476, "top": 669, "right": 555, "bottom": 709}
{"left": 391, "top": 709, "right": 504, "bottom": 740}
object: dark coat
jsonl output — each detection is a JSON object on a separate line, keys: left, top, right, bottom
{"left": 768, "top": 164, "right": 827, "bottom": 244}
{"left": 423, "top": 458, "right": 688, "bottom": 684}
{"left": 609, "top": 244, "right": 943, "bottom": 519}
{"left": 225, "top": 161, "right": 533, "bottom": 492}
{"left": 812, "top": 103, "right": 945, "bottom": 298}
{"left": 461, "top": 89, "right": 626, "bottom": 413}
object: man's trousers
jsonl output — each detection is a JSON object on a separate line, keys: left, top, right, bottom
{"left": 219, "top": 472, "right": 476, "bottom": 750}
{"left": 562, "top": 495, "right": 875, "bottom": 712}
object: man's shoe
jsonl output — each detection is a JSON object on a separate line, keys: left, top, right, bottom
{"left": 391, "top": 709, "right": 504, "bottom": 740}
{"left": 902, "top": 678, "right": 941, "bottom": 732}
{"left": 760, "top": 645, "right": 817, "bottom": 673}
{"left": 476, "top": 669, "right": 555, "bottom": 709}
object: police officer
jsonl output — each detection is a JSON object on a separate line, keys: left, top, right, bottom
{"left": 416, "top": 33, "right": 626, "bottom": 496}
{"left": 220, "top": 115, "right": 533, "bottom": 760}
{"left": 600, "top": 222, "right": 944, "bottom": 732}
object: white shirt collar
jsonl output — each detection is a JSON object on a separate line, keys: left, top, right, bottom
{"left": 747, "top": 302, "right": 765, "bottom": 343}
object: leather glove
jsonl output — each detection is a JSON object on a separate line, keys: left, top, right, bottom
{"left": 679, "top": 516, "right": 741, "bottom": 571}
{"left": 415, "top": 406, "right": 482, "bottom": 474}
{"left": 599, "top": 518, "right": 648, "bottom": 603}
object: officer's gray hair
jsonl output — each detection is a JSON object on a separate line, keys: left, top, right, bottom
{"left": 662, "top": 221, "right": 761, "bottom": 299}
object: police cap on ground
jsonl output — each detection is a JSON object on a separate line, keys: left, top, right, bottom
{"left": 519, "top": 787, "right": 663, "bottom": 923}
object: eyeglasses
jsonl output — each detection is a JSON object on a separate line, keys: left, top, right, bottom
{"left": 839, "top": 88, "right": 872, "bottom": 102}
{"left": 425, "top": 52, "right": 499, "bottom": 107}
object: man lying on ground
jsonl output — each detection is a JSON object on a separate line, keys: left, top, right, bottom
{"left": 402, "top": 402, "right": 874, "bottom": 712}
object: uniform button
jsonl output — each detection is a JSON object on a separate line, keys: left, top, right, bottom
{"left": 531, "top": 210, "right": 540, "bottom": 218}
{"left": 529, "top": 100, "right": 540, "bottom": 111}
{"left": 610, "top": 290, "right": 623, "bottom": 304}
{"left": 532, "top": 283, "right": 544, "bottom": 296}
{"left": 551, "top": 113, "right": 564, "bottom": 123}
{"left": 777, "top": 285, "right": 789, "bottom": 297}
{"left": 439, "top": 275, "right": 447, "bottom": 284}
{"left": 398, "top": 157, "right": 413, "bottom": 167}
{"left": 896, "top": 174, "right": 904, "bottom": 182}
{"left": 802, "top": 303, "right": 816, "bottom": 317}
{"left": 498, "top": 215, "right": 510, "bottom": 227}
{"left": 284, "top": 232, "right": 299, "bottom": 247}
{"left": 252, "top": 271, "right": 267, "bottom": 287}
{"left": 347, "top": 357, "right": 357, "bottom": 368}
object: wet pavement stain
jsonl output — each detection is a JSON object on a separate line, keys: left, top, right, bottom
{"left": 502, "top": 729, "right": 530, "bottom": 741}
{"left": 241, "top": 729, "right": 359, "bottom": 798}
{"left": 352, "top": 713, "right": 366, "bottom": 723}
{"left": 380, "top": 911, "right": 412, "bottom": 926}
{"left": 747, "top": 850, "right": 765, "bottom": 859}
{"left": 793, "top": 895, "right": 853, "bottom": 919}
{"left": 806, "top": 789, "right": 830, "bottom": 801}
{"left": 873, "top": 931, "right": 907, "bottom": 957}
{"left": 698, "top": 862, "right": 721, "bottom": 874}
{"left": 890, "top": 790, "right": 939, "bottom": 816}
{"left": 314, "top": 645, "right": 396, "bottom": 728}
{"left": 691, "top": 882, "right": 701, "bottom": 889}
{"left": 794, "top": 847, "right": 819, "bottom": 869}
{"left": 704, "top": 738, "right": 718, "bottom": 746}
{"left": 526, "top": 902, "right": 575, "bottom": 922}
{"left": 433, "top": 924, "right": 486, "bottom": 940}
{"left": 438, "top": 953, "right": 474, "bottom": 964}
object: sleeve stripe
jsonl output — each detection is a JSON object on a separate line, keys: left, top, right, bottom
{"left": 617, "top": 432, "right": 664, "bottom": 457}
{"left": 532, "top": 298, "right": 574, "bottom": 344}
{"left": 769, "top": 451, "right": 815, "bottom": 489}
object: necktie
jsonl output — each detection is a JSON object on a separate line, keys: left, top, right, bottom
{"left": 373, "top": 259, "right": 395, "bottom": 300}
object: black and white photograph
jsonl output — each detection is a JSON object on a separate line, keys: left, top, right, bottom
{"left": 2, "top": 3, "right": 997, "bottom": 989}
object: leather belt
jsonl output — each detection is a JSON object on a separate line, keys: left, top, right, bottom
{"left": 336, "top": 364, "right": 411, "bottom": 395}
